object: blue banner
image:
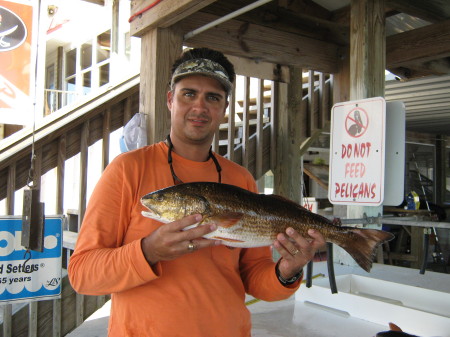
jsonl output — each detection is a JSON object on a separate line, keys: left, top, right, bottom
{"left": 0, "top": 216, "right": 63, "bottom": 304}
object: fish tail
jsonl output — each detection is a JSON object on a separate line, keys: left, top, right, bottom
{"left": 336, "top": 228, "right": 394, "bottom": 272}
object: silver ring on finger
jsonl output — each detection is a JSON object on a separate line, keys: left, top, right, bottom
{"left": 291, "top": 249, "right": 300, "bottom": 256}
{"left": 188, "top": 241, "right": 196, "bottom": 252}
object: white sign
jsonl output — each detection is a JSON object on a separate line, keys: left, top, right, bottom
{"left": 328, "top": 97, "right": 386, "bottom": 206}
{"left": 0, "top": 217, "right": 62, "bottom": 304}
{"left": 302, "top": 198, "right": 318, "bottom": 213}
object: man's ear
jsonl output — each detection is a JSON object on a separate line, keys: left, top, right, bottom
{"left": 223, "top": 100, "right": 229, "bottom": 115}
{"left": 167, "top": 90, "right": 173, "bottom": 110}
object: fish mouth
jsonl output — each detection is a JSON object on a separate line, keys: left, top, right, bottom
{"left": 141, "top": 203, "right": 160, "bottom": 218}
{"left": 141, "top": 209, "right": 170, "bottom": 223}
{"left": 141, "top": 210, "right": 156, "bottom": 218}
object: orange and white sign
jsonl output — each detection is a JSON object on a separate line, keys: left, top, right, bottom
{"left": 328, "top": 97, "right": 386, "bottom": 206}
{"left": 0, "top": 0, "right": 35, "bottom": 125}
{"left": 302, "top": 197, "right": 318, "bottom": 213}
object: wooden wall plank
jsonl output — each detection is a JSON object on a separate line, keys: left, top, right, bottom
{"left": 241, "top": 77, "right": 250, "bottom": 169}
{"left": 123, "top": 96, "right": 132, "bottom": 125}
{"left": 319, "top": 73, "right": 330, "bottom": 128}
{"left": 2, "top": 303, "right": 12, "bottom": 336}
{"left": 33, "top": 147, "right": 43, "bottom": 189}
{"left": 53, "top": 298, "right": 62, "bottom": 337}
{"left": 57, "top": 135, "right": 66, "bottom": 215}
{"left": 29, "top": 301, "right": 38, "bottom": 337}
{"left": 79, "top": 121, "right": 89, "bottom": 229}
{"left": 256, "top": 79, "right": 264, "bottom": 179}
{"left": 102, "top": 109, "right": 111, "bottom": 170}
{"left": 6, "top": 163, "right": 15, "bottom": 215}
{"left": 308, "top": 70, "right": 317, "bottom": 135}
{"left": 227, "top": 86, "right": 236, "bottom": 162}
{"left": 270, "top": 82, "right": 278, "bottom": 171}
{"left": 75, "top": 294, "right": 84, "bottom": 328}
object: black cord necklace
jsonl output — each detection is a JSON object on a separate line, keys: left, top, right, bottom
{"left": 166, "top": 134, "right": 222, "bottom": 185}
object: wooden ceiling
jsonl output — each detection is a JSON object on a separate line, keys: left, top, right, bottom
{"left": 131, "top": 0, "right": 450, "bottom": 135}
{"left": 172, "top": 0, "right": 450, "bottom": 79}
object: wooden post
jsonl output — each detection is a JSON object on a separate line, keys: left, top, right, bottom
{"left": 139, "top": 27, "right": 182, "bottom": 144}
{"left": 273, "top": 66, "right": 305, "bottom": 202}
{"left": 350, "top": 0, "right": 385, "bottom": 99}
{"left": 335, "top": 0, "right": 386, "bottom": 267}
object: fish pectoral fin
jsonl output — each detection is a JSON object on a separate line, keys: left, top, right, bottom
{"left": 212, "top": 236, "right": 245, "bottom": 243}
{"left": 212, "top": 212, "right": 244, "bottom": 228}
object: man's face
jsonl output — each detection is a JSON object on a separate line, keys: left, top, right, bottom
{"left": 167, "top": 74, "right": 228, "bottom": 146}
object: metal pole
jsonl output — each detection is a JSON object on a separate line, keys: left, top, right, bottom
{"left": 183, "top": 0, "right": 274, "bottom": 40}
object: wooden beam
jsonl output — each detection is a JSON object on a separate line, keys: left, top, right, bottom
{"left": 179, "top": 12, "right": 340, "bottom": 74}
{"left": 387, "top": 19, "right": 450, "bottom": 69}
{"left": 201, "top": 0, "right": 348, "bottom": 44}
{"left": 130, "top": 0, "right": 217, "bottom": 37}
{"left": 226, "top": 55, "right": 290, "bottom": 83}
{"left": 303, "top": 166, "right": 328, "bottom": 190}
{"left": 387, "top": 0, "right": 450, "bottom": 23}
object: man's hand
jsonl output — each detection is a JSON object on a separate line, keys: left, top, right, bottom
{"left": 273, "top": 228, "right": 326, "bottom": 280}
{"left": 141, "top": 214, "right": 222, "bottom": 265}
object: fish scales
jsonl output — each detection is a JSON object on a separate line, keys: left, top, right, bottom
{"left": 141, "top": 182, "right": 394, "bottom": 272}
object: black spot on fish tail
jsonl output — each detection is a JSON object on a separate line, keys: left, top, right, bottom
{"left": 336, "top": 228, "right": 394, "bottom": 272}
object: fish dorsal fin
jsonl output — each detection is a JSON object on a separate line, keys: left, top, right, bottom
{"left": 268, "top": 194, "right": 311, "bottom": 212}
{"left": 210, "top": 212, "right": 244, "bottom": 228}
{"left": 388, "top": 323, "right": 403, "bottom": 332}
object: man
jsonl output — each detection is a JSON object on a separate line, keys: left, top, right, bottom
{"left": 68, "top": 47, "right": 325, "bottom": 336}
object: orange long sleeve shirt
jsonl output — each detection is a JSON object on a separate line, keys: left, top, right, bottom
{"left": 68, "top": 142, "right": 300, "bottom": 337}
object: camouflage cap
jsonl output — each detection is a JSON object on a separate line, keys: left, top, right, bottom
{"left": 171, "top": 58, "right": 232, "bottom": 94}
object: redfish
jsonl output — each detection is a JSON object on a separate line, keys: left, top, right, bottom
{"left": 141, "top": 182, "right": 394, "bottom": 272}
